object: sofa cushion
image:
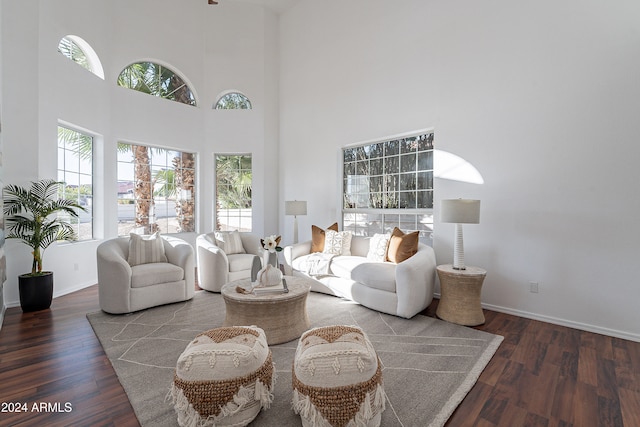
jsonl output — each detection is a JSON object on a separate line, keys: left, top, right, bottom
{"left": 386, "top": 227, "right": 419, "bottom": 263}
{"left": 131, "top": 262, "right": 184, "bottom": 288}
{"left": 128, "top": 231, "right": 168, "bottom": 266}
{"left": 329, "top": 256, "right": 370, "bottom": 279}
{"left": 228, "top": 253, "right": 259, "bottom": 273}
{"left": 351, "top": 262, "right": 397, "bottom": 293}
{"left": 311, "top": 223, "right": 339, "bottom": 253}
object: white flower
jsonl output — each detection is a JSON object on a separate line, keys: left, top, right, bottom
{"left": 261, "top": 235, "right": 281, "bottom": 253}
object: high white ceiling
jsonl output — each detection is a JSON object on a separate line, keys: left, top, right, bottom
{"left": 230, "top": 0, "right": 300, "bottom": 14}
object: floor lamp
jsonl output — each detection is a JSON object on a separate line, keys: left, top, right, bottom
{"left": 285, "top": 200, "right": 307, "bottom": 244}
{"left": 440, "top": 199, "right": 481, "bottom": 270}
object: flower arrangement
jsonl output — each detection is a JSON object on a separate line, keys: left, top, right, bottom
{"left": 260, "top": 235, "right": 282, "bottom": 253}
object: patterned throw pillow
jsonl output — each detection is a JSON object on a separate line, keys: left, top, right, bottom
{"left": 311, "top": 223, "right": 339, "bottom": 253}
{"left": 322, "top": 230, "right": 353, "bottom": 256}
{"left": 214, "top": 230, "right": 246, "bottom": 255}
{"left": 366, "top": 233, "right": 391, "bottom": 262}
{"left": 127, "top": 231, "right": 168, "bottom": 266}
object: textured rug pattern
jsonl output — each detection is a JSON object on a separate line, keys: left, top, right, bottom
{"left": 87, "top": 291, "right": 503, "bottom": 427}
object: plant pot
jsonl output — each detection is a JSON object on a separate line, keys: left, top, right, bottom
{"left": 18, "top": 272, "right": 54, "bottom": 312}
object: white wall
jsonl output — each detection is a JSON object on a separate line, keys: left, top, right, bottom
{"left": 279, "top": 0, "right": 640, "bottom": 341}
{"left": 1, "top": 0, "right": 280, "bottom": 307}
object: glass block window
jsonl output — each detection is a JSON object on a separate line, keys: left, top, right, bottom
{"left": 342, "top": 132, "right": 434, "bottom": 241}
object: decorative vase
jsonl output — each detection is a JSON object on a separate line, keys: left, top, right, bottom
{"left": 264, "top": 251, "right": 279, "bottom": 269}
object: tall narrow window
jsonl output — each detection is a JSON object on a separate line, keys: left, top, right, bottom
{"left": 117, "top": 143, "right": 196, "bottom": 235}
{"left": 117, "top": 62, "right": 196, "bottom": 106}
{"left": 215, "top": 155, "right": 252, "bottom": 231}
{"left": 342, "top": 132, "right": 434, "bottom": 241}
{"left": 214, "top": 92, "right": 252, "bottom": 109}
{"left": 57, "top": 126, "right": 93, "bottom": 241}
{"left": 57, "top": 35, "right": 105, "bottom": 79}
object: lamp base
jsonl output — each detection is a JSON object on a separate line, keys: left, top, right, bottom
{"left": 452, "top": 223, "right": 466, "bottom": 270}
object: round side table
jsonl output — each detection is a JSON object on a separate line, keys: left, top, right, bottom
{"left": 436, "top": 264, "right": 487, "bottom": 326}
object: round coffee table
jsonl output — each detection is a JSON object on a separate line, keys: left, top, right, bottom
{"left": 221, "top": 276, "right": 311, "bottom": 345}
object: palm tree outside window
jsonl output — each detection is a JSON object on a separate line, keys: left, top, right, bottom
{"left": 117, "top": 61, "right": 196, "bottom": 106}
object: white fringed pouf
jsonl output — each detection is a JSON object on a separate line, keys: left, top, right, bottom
{"left": 169, "top": 326, "right": 275, "bottom": 427}
{"left": 292, "top": 325, "right": 385, "bottom": 427}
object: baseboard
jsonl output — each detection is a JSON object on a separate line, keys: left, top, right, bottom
{"left": 0, "top": 304, "right": 5, "bottom": 332}
{"left": 4, "top": 281, "right": 97, "bottom": 309}
{"left": 433, "top": 293, "right": 640, "bottom": 343}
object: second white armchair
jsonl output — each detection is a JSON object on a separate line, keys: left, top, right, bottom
{"left": 196, "top": 231, "right": 264, "bottom": 292}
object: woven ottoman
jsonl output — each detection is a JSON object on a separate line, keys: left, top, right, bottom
{"left": 169, "top": 326, "right": 275, "bottom": 427}
{"left": 292, "top": 325, "right": 385, "bottom": 427}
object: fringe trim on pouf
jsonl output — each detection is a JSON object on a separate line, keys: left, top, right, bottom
{"left": 292, "top": 362, "right": 385, "bottom": 427}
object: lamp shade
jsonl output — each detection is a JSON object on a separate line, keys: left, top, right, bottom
{"left": 285, "top": 200, "right": 307, "bottom": 216}
{"left": 441, "top": 199, "right": 480, "bottom": 224}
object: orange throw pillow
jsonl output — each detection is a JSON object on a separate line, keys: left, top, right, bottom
{"left": 311, "top": 222, "right": 339, "bottom": 253}
{"left": 386, "top": 227, "right": 419, "bottom": 263}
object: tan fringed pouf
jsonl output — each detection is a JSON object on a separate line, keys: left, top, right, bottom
{"left": 292, "top": 325, "right": 385, "bottom": 427}
{"left": 169, "top": 326, "right": 275, "bottom": 427}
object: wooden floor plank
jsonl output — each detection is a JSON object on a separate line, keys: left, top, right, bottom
{"left": 1, "top": 286, "right": 640, "bottom": 426}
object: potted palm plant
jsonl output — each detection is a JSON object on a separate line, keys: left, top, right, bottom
{"left": 3, "top": 179, "right": 86, "bottom": 312}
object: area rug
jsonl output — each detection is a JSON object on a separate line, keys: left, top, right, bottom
{"left": 87, "top": 291, "right": 503, "bottom": 427}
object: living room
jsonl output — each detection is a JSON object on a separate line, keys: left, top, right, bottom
{"left": 1, "top": 0, "right": 639, "bottom": 425}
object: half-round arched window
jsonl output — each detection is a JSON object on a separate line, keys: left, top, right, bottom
{"left": 117, "top": 61, "right": 196, "bottom": 106}
{"left": 214, "top": 92, "right": 252, "bottom": 109}
{"left": 57, "top": 35, "right": 105, "bottom": 79}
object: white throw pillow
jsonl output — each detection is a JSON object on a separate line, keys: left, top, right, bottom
{"left": 214, "top": 230, "right": 246, "bottom": 255}
{"left": 366, "top": 233, "right": 391, "bottom": 262}
{"left": 323, "top": 230, "right": 352, "bottom": 256}
{"left": 128, "top": 231, "right": 168, "bottom": 266}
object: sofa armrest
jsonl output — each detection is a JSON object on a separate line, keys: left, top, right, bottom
{"left": 97, "top": 239, "right": 134, "bottom": 314}
{"left": 196, "top": 234, "right": 230, "bottom": 292}
{"left": 394, "top": 244, "right": 437, "bottom": 318}
{"left": 283, "top": 240, "right": 312, "bottom": 275}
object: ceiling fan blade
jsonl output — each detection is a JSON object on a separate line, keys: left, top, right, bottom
{"left": 208, "top": 0, "right": 218, "bottom": 4}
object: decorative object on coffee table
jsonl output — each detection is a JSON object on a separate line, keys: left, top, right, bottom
{"left": 260, "top": 234, "right": 282, "bottom": 268}
{"left": 292, "top": 325, "right": 386, "bottom": 427}
{"left": 221, "top": 276, "right": 311, "bottom": 344}
{"left": 169, "top": 325, "right": 275, "bottom": 427}
{"left": 436, "top": 264, "right": 487, "bottom": 326}
{"left": 440, "top": 199, "right": 481, "bottom": 270}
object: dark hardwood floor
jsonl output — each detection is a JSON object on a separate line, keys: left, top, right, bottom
{"left": 1, "top": 286, "right": 639, "bottom": 427}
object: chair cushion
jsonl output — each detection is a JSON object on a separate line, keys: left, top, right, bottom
{"left": 131, "top": 262, "right": 184, "bottom": 288}
{"left": 127, "top": 231, "right": 168, "bottom": 266}
{"left": 228, "top": 253, "right": 259, "bottom": 273}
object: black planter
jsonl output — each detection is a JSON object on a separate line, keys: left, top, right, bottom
{"left": 18, "top": 272, "right": 54, "bottom": 312}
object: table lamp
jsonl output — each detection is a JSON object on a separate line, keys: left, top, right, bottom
{"left": 440, "top": 199, "right": 481, "bottom": 270}
{"left": 285, "top": 200, "right": 307, "bottom": 244}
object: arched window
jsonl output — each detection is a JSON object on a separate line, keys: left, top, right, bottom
{"left": 57, "top": 35, "right": 105, "bottom": 79}
{"left": 117, "top": 62, "right": 196, "bottom": 106}
{"left": 214, "top": 92, "right": 252, "bottom": 110}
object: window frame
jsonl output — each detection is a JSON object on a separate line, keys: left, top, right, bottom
{"left": 57, "top": 125, "right": 95, "bottom": 242}
{"left": 117, "top": 142, "right": 197, "bottom": 236}
{"left": 215, "top": 154, "right": 253, "bottom": 232}
{"left": 117, "top": 61, "right": 197, "bottom": 106}
{"left": 341, "top": 131, "right": 434, "bottom": 241}
{"left": 214, "top": 92, "right": 252, "bottom": 110}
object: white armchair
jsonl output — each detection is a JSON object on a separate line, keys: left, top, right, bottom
{"left": 97, "top": 235, "right": 195, "bottom": 314}
{"left": 196, "top": 232, "right": 264, "bottom": 292}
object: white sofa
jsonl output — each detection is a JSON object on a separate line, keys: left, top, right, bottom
{"left": 97, "top": 235, "right": 195, "bottom": 314}
{"left": 284, "top": 235, "right": 436, "bottom": 318}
